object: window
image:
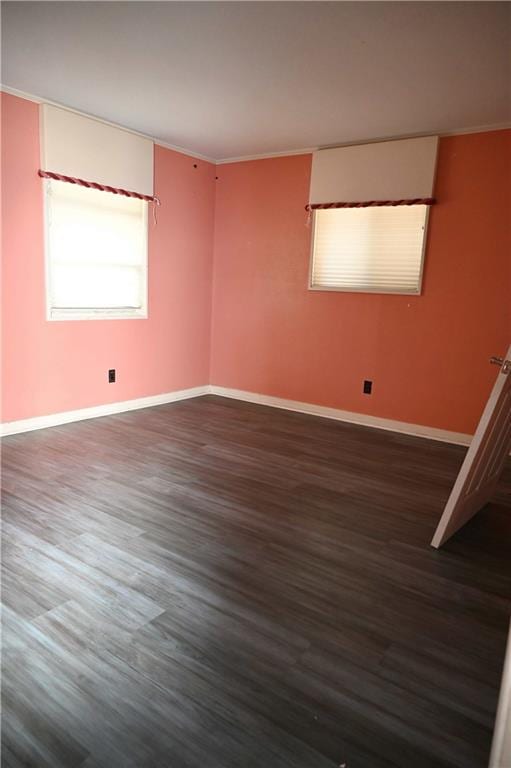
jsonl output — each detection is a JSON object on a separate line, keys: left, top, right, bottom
{"left": 45, "top": 180, "right": 148, "bottom": 320}
{"left": 310, "top": 204, "right": 429, "bottom": 294}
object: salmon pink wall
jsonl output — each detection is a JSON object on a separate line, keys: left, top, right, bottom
{"left": 2, "top": 91, "right": 510, "bottom": 435}
{"left": 211, "top": 130, "right": 511, "bottom": 435}
{"left": 1, "top": 92, "right": 215, "bottom": 423}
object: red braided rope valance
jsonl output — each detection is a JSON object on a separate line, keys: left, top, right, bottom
{"left": 305, "top": 198, "right": 435, "bottom": 211}
{"left": 38, "top": 170, "right": 160, "bottom": 205}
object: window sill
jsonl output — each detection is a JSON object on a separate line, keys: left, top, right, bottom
{"left": 308, "top": 284, "right": 421, "bottom": 295}
{"left": 48, "top": 308, "right": 148, "bottom": 321}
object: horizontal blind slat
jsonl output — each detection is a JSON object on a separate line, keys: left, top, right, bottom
{"left": 311, "top": 206, "right": 427, "bottom": 293}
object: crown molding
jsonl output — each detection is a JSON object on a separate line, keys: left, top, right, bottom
{"left": 0, "top": 84, "right": 216, "bottom": 164}
{"left": 2, "top": 83, "right": 510, "bottom": 167}
{"left": 216, "top": 122, "right": 511, "bottom": 164}
{"left": 215, "top": 146, "right": 316, "bottom": 165}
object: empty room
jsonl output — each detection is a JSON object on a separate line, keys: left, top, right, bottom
{"left": 1, "top": 2, "right": 511, "bottom": 767}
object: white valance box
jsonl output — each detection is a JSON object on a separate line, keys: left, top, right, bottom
{"left": 40, "top": 103, "right": 154, "bottom": 196}
{"left": 309, "top": 136, "right": 438, "bottom": 205}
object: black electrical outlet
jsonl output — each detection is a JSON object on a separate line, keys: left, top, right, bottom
{"left": 363, "top": 379, "right": 372, "bottom": 395}
{"left": 108, "top": 369, "right": 116, "bottom": 383}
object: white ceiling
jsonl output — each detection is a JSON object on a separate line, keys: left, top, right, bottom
{"left": 2, "top": 2, "right": 510, "bottom": 161}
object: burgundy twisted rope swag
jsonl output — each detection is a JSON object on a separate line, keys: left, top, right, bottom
{"left": 38, "top": 170, "right": 161, "bottom": 206}
{"left": 305, "top": 198, "right": 435, "bottom": 211}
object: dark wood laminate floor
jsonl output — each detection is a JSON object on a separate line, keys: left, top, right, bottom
{"left": 2, "top": 396, "right": 511, "bottom": 768}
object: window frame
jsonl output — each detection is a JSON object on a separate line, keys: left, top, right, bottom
{"left": 43, "top": 179, "right": 149, "bottom": 322}
{"left": 308, "top": 205, "right": 430, "bottom": 296}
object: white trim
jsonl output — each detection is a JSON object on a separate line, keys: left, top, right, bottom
{"left": 3, "top": 84, "right": 510, "bottom": 167}
{"left": 48, "top": 308, "right": 148, "bottom": 322}
{"left": 1, "top": 384, "right": 474, "bottom": 444}
{"left": 0, "top": 84, "right": 216, "bottom": 164}
{"left": 215, "top": 147, "right": 315, "bottom": 165}
{"left": 489, "top": 621, "right": 511, "bottom": 768}
{"left": 215, "top": 124, "right": 511, "bottom": 165}
{"left": 1, "top": 386, "right": 209, "bottom": 437}
{"left": 208, "top": 386, "right": 473, "bottom": 446}
{"left": 1, "top": 384, "right": 473, "bottom": 444}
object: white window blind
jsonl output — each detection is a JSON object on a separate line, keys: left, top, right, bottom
{"left": 310, "top": 205, "right": 428, "bottom": 294}
{"left": 46, "top": 180, "right": 148, "bottom": 320}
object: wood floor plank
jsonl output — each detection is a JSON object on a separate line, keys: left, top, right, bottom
{"left": 2, "top": 395, "right": 510, "bottom": 767}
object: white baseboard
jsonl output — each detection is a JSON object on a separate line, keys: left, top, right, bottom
{"left": 1, "top": 386, "right": 209, "bottom": 437}
{"left": 209, "top": 385, "right": 473, "bottom": 447}
{"left": 1, "top": 383, "right": 473, "bottom": 447}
